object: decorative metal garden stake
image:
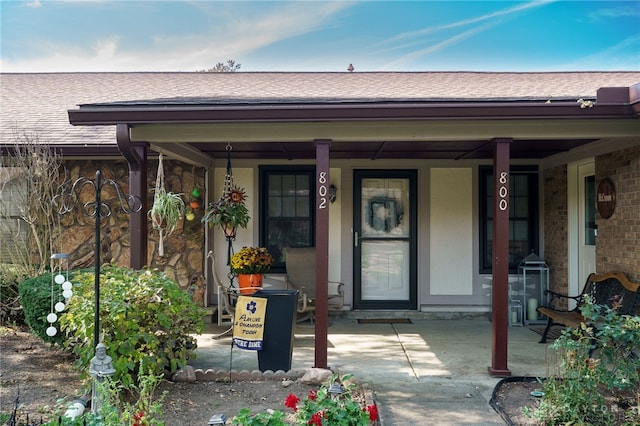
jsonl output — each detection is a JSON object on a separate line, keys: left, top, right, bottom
{"left": 53, "top": 170, "right": 142, "bottom": 349}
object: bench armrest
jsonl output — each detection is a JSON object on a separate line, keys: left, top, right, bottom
{"left": 543, "top": 289, "right": 582, "bottom": 310}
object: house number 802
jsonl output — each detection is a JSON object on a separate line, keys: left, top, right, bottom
{"left": 498, "top": 171, "right": 508, "bottom": 211}
{"left": 318, "top": 172, "right": 328, "bottom": 209}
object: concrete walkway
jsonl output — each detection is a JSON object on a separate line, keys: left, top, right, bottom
{"left": 190, "top": 317, "right": 552, "bottom": 425}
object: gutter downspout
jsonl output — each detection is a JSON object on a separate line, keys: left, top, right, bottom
{"left": 116, "top": 123, "right": 148, "bottom": 270}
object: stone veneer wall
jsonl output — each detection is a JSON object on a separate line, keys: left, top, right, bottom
{"left": 595, "top": 144, "right": 640, "bottom": 282}
{"left": 543, "top": 165, "right": 569, "bottom": 294}
{"left": 57, "top": 158, "right": 206, "bottom": 295}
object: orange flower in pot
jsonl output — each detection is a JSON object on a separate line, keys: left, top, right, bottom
{"left": 230, "top": 247, "right": 274, "bottom": 295}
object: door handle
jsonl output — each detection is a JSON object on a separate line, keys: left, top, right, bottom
{"left": 354, "top": 231, "right": 359, "bottom": 247}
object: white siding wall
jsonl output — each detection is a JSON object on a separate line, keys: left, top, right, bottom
{"left": 429, "top": 168, "right": 473, "bottom": 295}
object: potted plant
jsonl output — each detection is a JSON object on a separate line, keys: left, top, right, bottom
{"left": 202, "top": 185, "right": 250, "bottom": 238}
{"left": 148, "top": 188, "right": 185, "bottom": 255}
{"left": 230, "top": 246, "right": 273, "bottom": 294}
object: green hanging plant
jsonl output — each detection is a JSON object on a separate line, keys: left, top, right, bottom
{"left": 202, "top": 185, "right": 250, "bottom": 237}
{"left": 148, "top": 187, "right": 185, "bottom": 235}
{"left": 149, "top": 154, "right": 185, "bottom": 256}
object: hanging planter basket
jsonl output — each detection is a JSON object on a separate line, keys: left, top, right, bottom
{"left": 148, "top": 154, "right": 185, "bottom": 256}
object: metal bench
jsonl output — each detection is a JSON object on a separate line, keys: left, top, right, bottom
{"left": 536, "top": 271, "right": 640, "bottom": 343}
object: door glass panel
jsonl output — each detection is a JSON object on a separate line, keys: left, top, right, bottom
{"left": 361, "top": 178, "right": 409, "bottom": 238}
{"left": 361, "top": 240, "right": 410, "bottom": 300}
{"left": 584, "top": 175, "right": 596, "bottom": 246}
{"left": 359, "top": 177, "right": 411, "bottom": 302}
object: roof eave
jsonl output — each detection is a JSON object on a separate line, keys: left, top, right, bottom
{"left": 68, "top": 101, "right": 636, "bottom": 126}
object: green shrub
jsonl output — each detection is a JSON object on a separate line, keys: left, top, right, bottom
{"left": 43, "top": 364, "right": 166, "bottom": 426}
{"left": 529, "top": 296, "right": 640, "bottom": 425}
{"left": 17, "top": 270, "right": 87, "bottom": 345}
{"left": 60, "top": 265, "right": 206, "bottom": 387}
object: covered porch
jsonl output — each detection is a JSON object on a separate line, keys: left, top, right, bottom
{"left": 66, "top": 80, "right": 640, "bottom": 376}
{"left": 190, "top": 316, "right": 551, "bottom": 424}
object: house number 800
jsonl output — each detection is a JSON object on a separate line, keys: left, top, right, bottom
{"left": 318, "top": 172, "right": 328, "bottom": 209}
{"left": 498, "top": 171, "right": 508, "bottom": 211}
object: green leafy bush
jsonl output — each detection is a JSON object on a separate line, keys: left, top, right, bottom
{"left": 43, "top": 364, "right": 166, "bottom": 426}
{"left": 17, "top": 270, "right": 87, "bottom": 345}
{"left": 60, "top": 266, "right": 206, "bottom": 387}
{"left": 529, "top": 296, "right": 640, "bottom": 425}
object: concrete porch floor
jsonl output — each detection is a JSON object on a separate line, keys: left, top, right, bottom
{"left": 190, "top": 316, "right": 555, "bottom": 425}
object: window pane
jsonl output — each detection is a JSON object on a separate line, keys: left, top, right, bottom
{"left": 296, "top": 197, "right": 309, "bottom": 216}
{"left": 261, "top": 167, "right": 315, "bottom": 272}
{"left": 514, "top": 197, "right": 529, "bottom": 217}
{"left": 512, "top": 175, "right": 528, "bottom": 196}
{"left": 269, "top": 175, "right": 282, "bottom": 196}
{"left": 283, "top": 175, "right": 296, "bottom": 194}
{"left": 513, "top": 220, "right": 529, "bottom": 241}
{"left": 268, "top": 196, "right": 281, "bottom": 216}
{"left": 585, "top": 176, "right": 596, "bottom": 245}
{"left": 479, "top": 167, "right": 538, "bottom": 273}
{"left": 282, "top": 197, "right": 296, "bottom": 216}
{"left": 296, "top": 175, "right": 309, "bottom": 193}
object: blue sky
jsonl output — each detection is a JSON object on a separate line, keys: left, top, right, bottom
{"left": 1, "top": 0, "right": 638, "bottom": 72}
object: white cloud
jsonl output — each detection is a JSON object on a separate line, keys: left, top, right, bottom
{"left": 26, "top": 1, "right": 42, "bottom": 8}
{"left": 382, "top": 0, "right": 556, "bottom": 45}
{"left": 382, "top": 22, "right": 498, "bottom": 70}
{"left": 589, "top": 6, "right": 640, "bottom": 20}
{"left": 1, "top": 1, "right": 352, "bottom": 72}
{"left": 374, "top": 0, "right": 556, "bottom": 69}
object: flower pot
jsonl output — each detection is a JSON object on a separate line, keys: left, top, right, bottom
{"left": 237, "top": 274, "right": 263, "bottom": 295}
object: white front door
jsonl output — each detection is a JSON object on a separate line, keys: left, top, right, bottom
{"left": 568, "top": 160, "right": 596, "bottom": 304}
{"left": 578, "top": 163, "right": 596, "bottom": 284}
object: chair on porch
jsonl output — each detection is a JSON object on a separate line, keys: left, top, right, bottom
{"left": 284, "top": 247, "right": 344, "bottom": 322}
{"left": 207, "top": 251, "right": 237, "bottom": 336}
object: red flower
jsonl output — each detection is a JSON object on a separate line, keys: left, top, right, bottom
{"left": 285, "top": 393, "right": 300, "bottom": 412}
{"left": 366, "top": 404, "right": 379, "bottom": 421}
{"left": 308, "top": 390, "right": 317, "bottom": 400}
{"left": 307, "top": 411, "right": 324, "bottom": 425}
{"left": 133, "top": 411, "right": 145, "bottom": 426}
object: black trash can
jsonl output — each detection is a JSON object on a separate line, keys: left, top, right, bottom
{"left": 252, "top": 289, "right": 299, "bottom": 372}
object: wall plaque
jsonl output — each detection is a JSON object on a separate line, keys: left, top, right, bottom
{"left": 596, "top": 178, "right": 616, "bottom": 219}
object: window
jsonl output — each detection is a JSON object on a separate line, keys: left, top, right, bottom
{"left": 584, "top": 175, "right": 596, "bottom": 246}
{"left": 479, "top": 166, "right": 539, "bottom": 273}
{"left": 0, "top": 168, "right": 28, "bottom": 263}
{"left": 259, "top": 166, "right": 315, "bottom": 272}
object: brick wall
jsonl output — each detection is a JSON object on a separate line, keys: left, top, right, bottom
{"left": 543, "top": 165, "right": 568, "bottom": 294}
{"left": 595, "top": 144, "right": 640, "bottom": 282}
{"left": 57, "top": 159, "right": 206, "bottom": 297}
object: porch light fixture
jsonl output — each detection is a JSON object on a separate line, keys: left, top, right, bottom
{"left": 329, "top": 184, "right": 337, "bottom": 203}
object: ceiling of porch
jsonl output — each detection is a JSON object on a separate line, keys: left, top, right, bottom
{"left": 153, "top": 138, "right": 598, "bottom": 161}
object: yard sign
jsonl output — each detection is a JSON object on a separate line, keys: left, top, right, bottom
{"left": 232, "top": 296, "right": 267, "bottom": 350}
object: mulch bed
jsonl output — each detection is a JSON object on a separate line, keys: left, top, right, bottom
{"left": 490, "top": 376, "right": 544, "bottom": 426}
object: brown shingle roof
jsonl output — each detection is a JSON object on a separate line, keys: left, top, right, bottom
{"left": 2, "top": 72, "right": 639, "bottom": 148}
